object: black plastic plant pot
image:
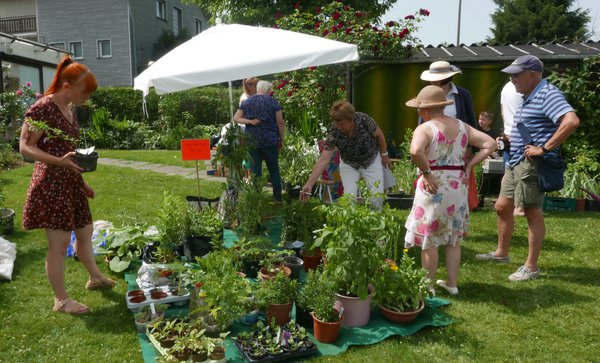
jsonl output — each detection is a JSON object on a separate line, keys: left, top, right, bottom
{"left": 75, "top": 151, "right": 99, "bottom": 172}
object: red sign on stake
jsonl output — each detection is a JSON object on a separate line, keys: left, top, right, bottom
{"left": 181, "top": 139, "right": 211, "bottom": 160}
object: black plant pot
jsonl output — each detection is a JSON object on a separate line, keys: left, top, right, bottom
{"left": 75, "top": 151, "right": 99, "bottom": 172}
{"left": 285, "top": 185, "right": 301, "bottom": 200}
{"left": 284, "top": 255, "right": 304, "bottom": 280}
{"left": 294, "top": 304, "right": 313, "bottom": 329}
{"left": 242, "top": 259, "right": 260, "bottom": 278}
{"left": 0, "top": 208, "right": 15, "bottom": 235}
{"left": 386, "top": 196, "right": 414, "bottom": 210}
{"left": 184, "top": 235, "right": 213, "bottom": 261}
{"left": 185, "top": 195, "right": 220, "bottom": 210}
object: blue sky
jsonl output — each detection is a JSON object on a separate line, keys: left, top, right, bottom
{"left": 382, "top": 0, "right": 600, "bottom": 46}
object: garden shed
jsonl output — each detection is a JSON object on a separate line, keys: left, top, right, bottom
{"left": 352, "top": 40, "right": 600, "bottom": 144}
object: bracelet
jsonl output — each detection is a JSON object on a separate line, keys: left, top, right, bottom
{"left": 380, "top": 152, "right": 388, "bottom": 157}
{"left": 421, "top": 169, "right": 431, "bottom": 175}
{"left": 541, "top": 146, "right": 550, "bottom": 153}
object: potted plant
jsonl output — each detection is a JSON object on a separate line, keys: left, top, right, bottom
{"left": 281, "top": 198, "right": 325, "bottom": 271}
{"left": 0, "top": 185, "right": 15, "bottom": 236}
{"left": 95, "top": 223, "right": 152, "bottom": 272}
{"left": 373, "top": 251, "right": 431, "bottom": 325}
{"left": 156, "top": 191, "right": 187, "bottom": 259}
{"left": 259, "top": 250, "right": 293, "bottom": 280}
{"left": 133, "top": 303, "right": 168, "bottom": 333}
{"left": 235, "top": 236, "right": 272, "bottom": 278}
{"left": 256, "top": 270, "right": 298, "bottom": 326}
{"left": 387, "top": 129, "right": 416, "bottom": 209}
{"left": 295, "top": 269, "right": 322, "bottom": 328}
{"left": 199, "top": 267, "right": 253, "bottom": 334}
{"left": 235, "top": 177, "right": 271, "bottom": 237}
{"left": 314, "top": 184, "right": 386, "bottom": 327}
{"left": 183, "top": 203, "right": 225, "bottom": 260}
{"left": 279, "top": 135, "right": 319, "bottom": 197}
{"left": 308, "top": 271, "right": 343, "bottom": 343}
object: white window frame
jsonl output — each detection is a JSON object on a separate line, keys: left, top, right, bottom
{"left": 195, "top": 18, "right": 202, "bottom": 35}
{"left": 156, "top": 0, "right": 166, "bottom": 20}
{"left": 97, "top": 39, "right": 112, "bottom": 58}
{"left": 49, "top": 42, "right": 65, "bottom": 50}
{"left": 69, "top": 41, "right": 83, "bottom": 59}
{"left": 173, "top": 6, "right": 182, "bottom": 35}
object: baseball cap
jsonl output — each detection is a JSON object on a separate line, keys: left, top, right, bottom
{"left": 501, "top": 55, "right": 544, "bottom": 74}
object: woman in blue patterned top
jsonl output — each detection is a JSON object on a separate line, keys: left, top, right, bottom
{"left": 233, "top": 80, "right": 285, "bottom": 202}
{"left": 300, "top": 101, "right": 391, "bottom": 208}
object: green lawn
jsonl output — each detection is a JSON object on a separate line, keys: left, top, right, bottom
{"left": 1, "top": 151, "right": 599, "bottom": 362}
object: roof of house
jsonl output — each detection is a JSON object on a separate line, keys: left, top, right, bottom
{"left": 397, "top": 40, "right": 600, "bottom": 64}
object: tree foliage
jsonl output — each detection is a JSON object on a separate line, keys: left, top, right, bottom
{"left": 489, "top": 0, "right": 590, "bottom": 43}
{"left": 182, "top": 0, "right": 397, "bottom": 26}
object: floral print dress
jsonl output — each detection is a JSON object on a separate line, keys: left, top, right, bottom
{"left": 404, "top": 120, "right": 469, "bottom": 249}
{"left": 22, "top": 97, "right": 92, "bottom": 231}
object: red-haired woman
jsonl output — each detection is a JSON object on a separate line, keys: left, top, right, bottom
{"left": 19, "top": 56, "right": 115, "bottom": 315}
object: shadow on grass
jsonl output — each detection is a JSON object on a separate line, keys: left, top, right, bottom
{"left": 463, "top": 233, "right": 575, "bottom": 255}
{"left": 458, "top": 282, "right": 592, "bottom": 314}
{"left": 543, "top": 265, "right": 600, "bottom": 286}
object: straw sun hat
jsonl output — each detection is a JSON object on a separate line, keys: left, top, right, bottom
{"left": 420, "top": 61, "right": 462, "bottom": 82}
{"left": 405, "top": 86, "right": 454, "bottom": 109}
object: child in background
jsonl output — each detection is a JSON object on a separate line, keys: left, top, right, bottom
{"left": 478, "top": 111, "right": 499, "bottom": 140}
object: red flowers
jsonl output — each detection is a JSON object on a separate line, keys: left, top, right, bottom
{"left": 274, "top": 11, "right": 283, "bottom": 19}
{"left": 195, "top": 282, "right": 203, "bottom": 288}
{"left": 293, "top": 2, "right": 301, "bottom": 10}
{"left": 332, "top": 11, "right": 341, "bottom": 20}
{"left": 419, "top": 8, "right": 431, "bottom": 16}
{"left": 385, "top": 21, "right": 397, "bottom": 27}
{"left": 315, "top": 6, "right": 321, "bottom": 14}
{"left": 404, "top": 15, "right": 415, "bottom": 20}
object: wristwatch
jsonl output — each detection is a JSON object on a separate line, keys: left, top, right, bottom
{"left": 380, "top": 152, "right": 389, "bottom": 157}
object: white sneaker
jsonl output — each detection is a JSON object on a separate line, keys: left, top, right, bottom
{"left": 508, "top": 266, "right": 540, "bottom": 281}
{"left": 436, "top": 280, "right": 458, "bottom": 295}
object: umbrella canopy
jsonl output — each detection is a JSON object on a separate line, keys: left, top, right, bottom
{"left": 134, "top": 23, "right": 359, "bottom": 96}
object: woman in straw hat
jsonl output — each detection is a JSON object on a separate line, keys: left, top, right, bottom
{"left": 404, "top": 86, "right": 496, "bottom": 295}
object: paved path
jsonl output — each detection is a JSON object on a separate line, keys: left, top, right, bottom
{"left": 98, "top": 158, "right": 227, "bottom": 183}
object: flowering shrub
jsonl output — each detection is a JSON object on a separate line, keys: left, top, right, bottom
{"left": 372, "top": 250, "right": 431, "bottom": 312}
{"left": 0, "top": 82, "right": 41, "bottom": 128}
{"left": 272, "top": 1, "right": 430, "bottom": 138}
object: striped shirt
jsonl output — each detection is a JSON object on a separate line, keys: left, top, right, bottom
{"left": 508, "top": 79, "right": 574, "bottom": 167}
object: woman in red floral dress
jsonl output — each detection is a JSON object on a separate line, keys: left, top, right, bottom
{"left": 19, "top": 57, "right": 115, "bottom": 314}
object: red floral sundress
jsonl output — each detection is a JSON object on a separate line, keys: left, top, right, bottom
{"left": 22, "top": 97, "right": 92, "bottom": 231}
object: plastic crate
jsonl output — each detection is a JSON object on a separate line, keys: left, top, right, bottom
{"left": 543, "top": 197, "right": 576, "bottom": 212}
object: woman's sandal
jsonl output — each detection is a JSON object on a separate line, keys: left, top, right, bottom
{"left": 53, "top": 298, "right": 90, "bottom": 315}
{"left": 85, "top": 276, "right": 116, "bottom": 290}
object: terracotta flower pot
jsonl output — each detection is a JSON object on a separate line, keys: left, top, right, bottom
{"left": 378, "top": 300, "right": 425, "bottom": 325}
{"left": 302, "top": 248, "right": 323, "bottom": 272}
{"left": 311, "top": 310, "right": 343, "bottom": 343}
{"left": 259, "top": 265, "right": 291, "bottom": 280}
{"left": 266, "top": 302, "right": 293, "bottom": 326}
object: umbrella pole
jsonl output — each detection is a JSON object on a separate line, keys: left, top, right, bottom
{"left": 228, "top": 81, "right": 234, "bottom": 120}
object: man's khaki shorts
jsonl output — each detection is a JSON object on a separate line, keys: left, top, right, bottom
{"left": 499, "top": 158, "right": 545, "bottom": 208}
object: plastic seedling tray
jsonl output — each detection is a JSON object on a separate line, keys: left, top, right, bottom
{"left": 126, "top": 285, "right": 190, "bottom": 312}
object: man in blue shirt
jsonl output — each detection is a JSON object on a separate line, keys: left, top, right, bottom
{"left": 475, "top": 55, "right": 580, "bottom": 281}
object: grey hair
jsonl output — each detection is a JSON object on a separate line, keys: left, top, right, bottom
{"left": 256, "top": 80, "right": 273, "bottom": 94}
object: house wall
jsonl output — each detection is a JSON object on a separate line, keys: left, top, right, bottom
{"left": 129, "top": 0, "right": 208, "bottom": 78}
{"left": 36, "top": 0, "right": 132, "bottom": 86}
{"left": 36, "top": 0, "right": 208, "bottom": 87}
{"left": 0, "top": 0, "right": 36, "bottom": 17}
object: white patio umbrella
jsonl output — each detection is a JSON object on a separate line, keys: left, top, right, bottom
{"left": 134, "top": 22, "right": 359, "bottom": 115}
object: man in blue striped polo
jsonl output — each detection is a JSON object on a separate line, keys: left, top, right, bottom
{"left": 475, "top": 55, "right": 580, "bottom": 281}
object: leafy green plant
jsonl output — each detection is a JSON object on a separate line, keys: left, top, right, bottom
{"left": 185, "top": 204, "right": 224, "bottom": 244}
{"left": 314, "top": 182, "right": 386, "bottom": 298}
{"left": 279, "top": 134, "right": 319, "bottom": 188}
{"left": 95, "top": 224, "right": 153, "bottom": 272}
{"left": 156, "top": 191, "right": 187, "bottom": 250}
{"left": 298, "top": 269, "right": 339, "bottom": 322}
{"left": 235, "top": 177, "right": 270, "bottom": 237}
{"left": 281, "top": 198, "right": 325, "bottom": 254}
{"left": 255, "top": 270, "right": 298, "bottom": 307}
{"left": 134, "top": 303, "right": 168, "bottom": 323}
{"left": 372, "top": 252, "right": 431, "bottom": 312}
{"left": 389, "top": 128, "right": 416, "bottom": 195}
{"left": 199, "top": 269, "right": 252, "bottom": 330}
